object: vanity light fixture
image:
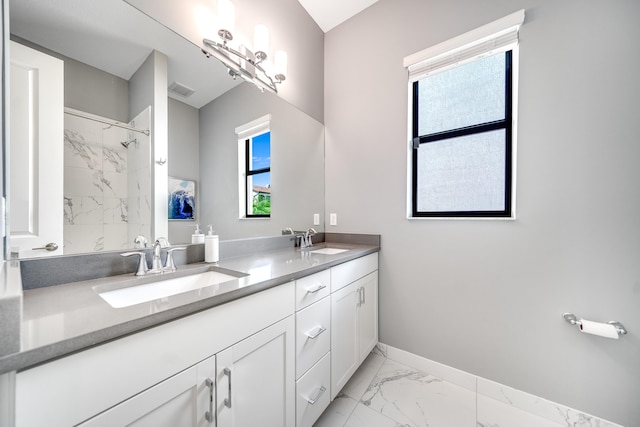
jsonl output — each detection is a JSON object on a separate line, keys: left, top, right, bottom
{"left": 202, "top": 0, "right": 287, "bottom": 94}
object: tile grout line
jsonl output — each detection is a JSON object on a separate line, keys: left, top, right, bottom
{"left": 344, "top": 352, "right": 387, "bottom": 426}
{"left": 341, "top": 350, "right": 400, "bottom": 427}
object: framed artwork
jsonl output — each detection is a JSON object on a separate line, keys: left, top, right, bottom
{"left": 168, "top": 177, "right": 196, "bottom": 220}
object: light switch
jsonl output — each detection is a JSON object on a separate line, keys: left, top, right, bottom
{"left": 330, "top": 213, "right": 337, "bottom": 226}
{"left": 313, "top": 213, "right": 320, "bottom": 225}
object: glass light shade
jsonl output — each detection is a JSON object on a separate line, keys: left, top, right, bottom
{"left": 217, "top": 0, "right": 235, "bottom": 36}
{"left": 194, "top": 5, "right": 216, "bottom": 41}
{"left": 274, "top": 50, "right": 287, "bottom": 79}
{"left": 254, "top": 24, "right": 269, "bottom": 57}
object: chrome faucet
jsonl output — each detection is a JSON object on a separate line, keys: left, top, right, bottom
{"left": 150, "top": 237, "right": 171, "bottom": 272}
{"left": 121, "top": 237, "right": 185, "bottom": 275}
{"left": 301, "top": 228, "right": 317, "bottom": 248}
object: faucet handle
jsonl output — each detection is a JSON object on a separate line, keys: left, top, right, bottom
{"left": 121, "top": 251, "right": 148, "bottom": 276}
{"left": 164, "top": 247, "right": 187, "bottom": 272}
{"left": 133, "top": 235, "right": 148, "bottom": 248}
{"left": 154, "top": 237, "right": 171, "bottom": 248}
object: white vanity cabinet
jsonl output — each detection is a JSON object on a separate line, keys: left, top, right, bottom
{"left": 330, "top": 253, "right": 378, "bottom": 399}
{"left": 13, "top": 250, "right": 379, "bottom": 427}
{"left": 15, "top": 282, "right": 295, "bottom": 427}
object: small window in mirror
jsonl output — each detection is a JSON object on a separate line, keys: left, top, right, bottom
{"left": 243, "top": 131, "right": 271, "bottom": 217}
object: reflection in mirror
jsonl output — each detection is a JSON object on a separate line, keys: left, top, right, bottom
{"left": 194, "top": 82, "right": 325, "bottom": 242}
{"left": 8, "top": 0, "right": 325, "bottom": 258}
{"left": 62, "top": 108, "right": 152, "bottom": 255}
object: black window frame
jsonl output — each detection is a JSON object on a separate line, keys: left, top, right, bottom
{"left": 411, "top": 50, "right": 514, "bottom": 218}
{"left": 244, "top": 134, "right": 271, "bottom": 218}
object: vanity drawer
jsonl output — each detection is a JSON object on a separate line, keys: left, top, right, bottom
{"left": 296, "top": 352, "right": 330, "bottom": 427}
{"left": 295, "top": 270, "right": 330, "bottom": 310}
{"left": 295, "top": 296, "right": 330, "bottom": 378}
{"left": 331, "top": 253, "right": 378, "bottom": 292}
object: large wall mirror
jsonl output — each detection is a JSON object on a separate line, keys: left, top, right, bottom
{"left": 8, "top": 0, "right": 325, "bottom": 259}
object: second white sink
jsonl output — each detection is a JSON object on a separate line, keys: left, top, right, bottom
{"left": 308, "top": 247, "right": 349, "bottom": 255}
{"left": 96, "top": 270, "right": 242, "bottom": 308}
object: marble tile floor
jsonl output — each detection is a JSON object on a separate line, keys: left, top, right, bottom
{"left": 314, "top": 351, "right": 595, "bottom": 427}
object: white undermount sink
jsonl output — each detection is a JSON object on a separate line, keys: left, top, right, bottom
{"left": 308, "top": 247, "right": 349, "bottom": 255}
{"left": 95, "top": 270, "right": 244, "bottom": 308}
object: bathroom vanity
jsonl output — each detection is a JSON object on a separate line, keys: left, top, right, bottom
{"left": 6, "top": 238, "right": 379, "bottom": 427}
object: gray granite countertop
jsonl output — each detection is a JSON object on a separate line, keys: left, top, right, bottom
{"left": 0, "top": 239, "right": 379, "bottom": 375}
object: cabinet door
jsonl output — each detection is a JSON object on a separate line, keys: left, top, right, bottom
{"left": 216, "top": 316, "right": 295, "bottom": 427}
{"left": 79, "top": 355, "right": 216, "bottom": 427}
{"left": 357, "top": 272, "right": 378, "bottom": 364}
{"left": 330, "top": 281, "right": 359, "bottom": 400}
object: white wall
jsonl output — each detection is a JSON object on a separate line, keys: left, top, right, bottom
{"left": 324, "top": 0, "right": 640, "bottom": 425}
{"left": 129, "top": 50, "right": 169, "bottom": 240}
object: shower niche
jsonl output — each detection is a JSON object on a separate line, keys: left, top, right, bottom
{"left": 63, "top": 107, "right": 152, "bottom": 255}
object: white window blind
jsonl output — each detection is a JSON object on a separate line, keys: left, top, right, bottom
{"left": 404, "top": 9, "right": 525, "bottom": 81}
{"left": 235, "top": 114, "right": 271, "bottom": 140}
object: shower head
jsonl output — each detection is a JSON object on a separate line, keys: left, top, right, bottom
{"left": 120, "top": 139, "right": 137, "bottom": 148}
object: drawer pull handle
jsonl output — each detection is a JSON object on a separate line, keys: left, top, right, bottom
{"left": 306, "top": 385, "right": 327, "bottom": 405}
{"left": 306, "top": 284, "right": 326, "bottom": 294}
{"left": 358, "top": 286, "right": 365, "bottom": 305}
{"left": 205, "top": 378, "right": 215, "bottom": 423}
{"left": 223, "top": 368, "right": 232, "bottom": 408}
{"left": 305, "top": 326, "right": 327, "bottom": 340}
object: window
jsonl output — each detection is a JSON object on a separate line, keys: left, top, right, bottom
{"left": 405, "top": 10, "right": 524, "bottom": 218}
{"left": 245, "top": 131, "right": 271, "bottom": 216}
{"left": 236, "top": 115, "right": 272, "bottom": 218}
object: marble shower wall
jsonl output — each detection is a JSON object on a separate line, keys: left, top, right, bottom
{"left": 63, "top": 108, "right": 151, "bottom": 254}
{"left": 126, "top": 108, "right": 152, "bottom": 246}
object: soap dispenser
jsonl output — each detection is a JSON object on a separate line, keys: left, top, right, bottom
{"left": 204, "top": 225, "right": 219, "bottom": 263}
{"left": 192, "top": 224, "right": 205, "bottom": 244}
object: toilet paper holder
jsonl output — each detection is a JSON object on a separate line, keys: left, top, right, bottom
{"left": 563, "top": 313, "right": 627, "bottom": 337}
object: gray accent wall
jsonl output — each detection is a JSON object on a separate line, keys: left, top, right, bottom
{"left": 324, "top": 0, "right": 640, "bottom": 425}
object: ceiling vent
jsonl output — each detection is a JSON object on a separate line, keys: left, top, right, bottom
{"left": 168, "top": 81, "right": 195, "bottom": 98}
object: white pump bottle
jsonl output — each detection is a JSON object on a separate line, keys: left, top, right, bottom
{"left": 204, "top": 225, "right": 219, "bottom": 263}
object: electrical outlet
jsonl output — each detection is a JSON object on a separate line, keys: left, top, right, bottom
{"left": 330, "top": 213, "right": 337, "bottom": 226}
{"left": 313, "top": 213, "right": 320, "bottom": 225}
